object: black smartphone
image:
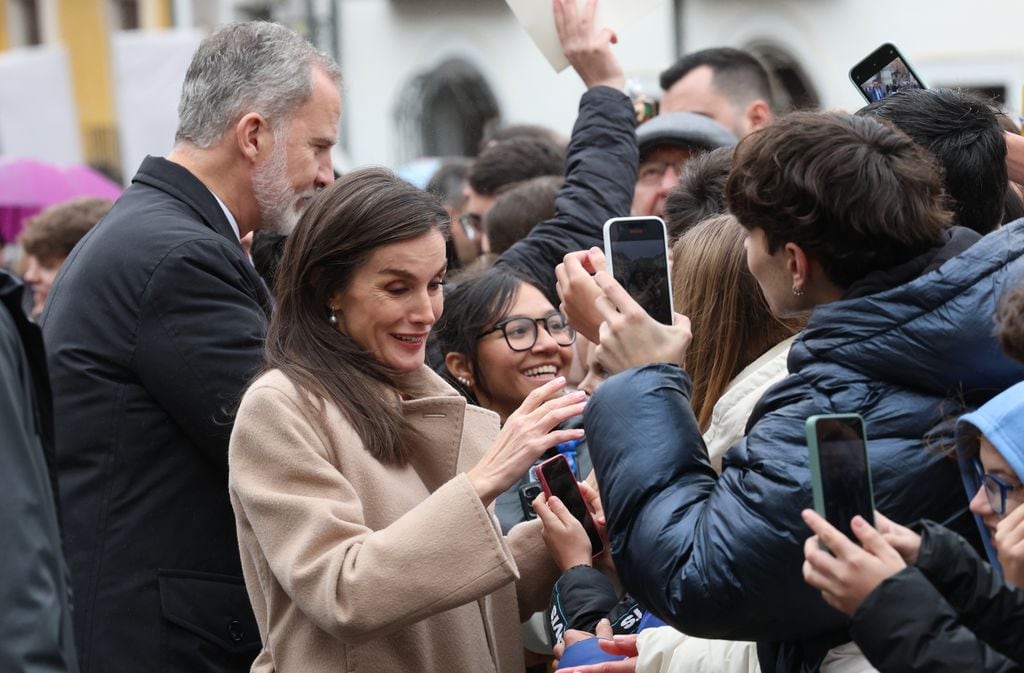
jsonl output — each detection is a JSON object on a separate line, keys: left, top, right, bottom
{"left": 534, "top": 454, "right": 604, "bottom": 556}
{"left": 603, "top": 216, "right": 674, "bottom": 325}
{"left": 806, "top": 414, "right": 876, "bottom": 544}
{"left": 850, "top": 43, "right": 925, "bottom": 103}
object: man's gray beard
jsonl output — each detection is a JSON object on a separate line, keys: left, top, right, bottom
{"left": 252, "top": 144, "right": 301, "bottom": 235}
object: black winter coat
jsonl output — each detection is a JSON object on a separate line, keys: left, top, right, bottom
{"left": 41, "top": 157, "right": 269, "bottom": 673}
{"left": 0, "top": 271, "right": 78, "bottom": 672}
{"left": 852, "top": 520, "right": 1024, "bottom": 672}
{"left": 496, "top": 85, "right": 638, "bottom": 302}
{"left": 584, "top": 222, "right": 1024, "bottom": 673}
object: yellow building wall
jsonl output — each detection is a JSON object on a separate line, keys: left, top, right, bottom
{"left": 58, "top": 0, "right": 118, "bottom": 175}
{"left": 0, "top": 2, "right": 8, "bottom": 51}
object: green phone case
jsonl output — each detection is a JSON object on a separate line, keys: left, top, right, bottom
{"left": 806, "top": 413, "right": 876, "bottom": 534}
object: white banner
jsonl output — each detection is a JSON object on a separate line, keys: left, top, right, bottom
{"left": 112, "top": 29, "right": 202, "bottom": 180}
{"left": 0, "top": 46, "right": 81, "bottom": 164}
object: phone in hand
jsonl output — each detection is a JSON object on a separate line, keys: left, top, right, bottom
{"left": 534, "top": 454, "right": 604, "bottom": 556}
{"left": 806, "top": 414, "right": 876, "bottom": 545}
{"left": 603, "top": 216, "right": 674, "bottom": 325}
{"left": 850, "top": 42, "right": 925, "bottom": 104}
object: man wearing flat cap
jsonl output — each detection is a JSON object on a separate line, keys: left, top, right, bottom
{"left": 631, "top": 112, "right": 736, "bottom": 218}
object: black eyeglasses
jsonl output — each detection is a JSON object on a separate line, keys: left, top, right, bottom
{"left": 478, "top": 312, "right": 575, "bottom": 352}
{"left": 975, "top": 459, "right": 1018, "bottom": 515}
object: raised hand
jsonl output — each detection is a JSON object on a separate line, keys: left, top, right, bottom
{"left": 534, "top": 492, "right": 594, "bottom": 571}
{"left": 994, "top": 502, "right": 1024, "bottom": 588}
{"left": 467, "top": 377, "right": 586, "bottom": 505}
{"left": 592, "top": 270, "right": 691, "bottom": 375}
{"left": 553, "top": 0, "right": 625, "bottom": 91}
{"left": 556, "top": 248, "right": 608, "bottom": 344}
{"left": 801, "top": 509, "right": 906, "bottom": 615}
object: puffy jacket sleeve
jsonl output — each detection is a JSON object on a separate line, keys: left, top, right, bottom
{"left": 229, "top": 382, "right": 522, "bottom": 643}
{"left": 496, "top": 85, "right": 637, "bottom": 301}
{"left": 912, "top": 520, "right": 1024, "bottom": 662}
{"left": 548, "top": 565, "right": 620, "bottom": 642}
{"left": 851, "top": 567, "right": 1023, "bottom": 672}
{"left": 584, "top": 364, "right": 844, "bottom": 641}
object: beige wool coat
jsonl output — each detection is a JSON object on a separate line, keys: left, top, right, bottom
{"left": 228, "top": 366, "right": 559, "bottom": 673}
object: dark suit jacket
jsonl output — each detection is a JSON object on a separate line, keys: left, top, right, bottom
{"left": 42, "top": 156, "right": 269, "bottom": 673}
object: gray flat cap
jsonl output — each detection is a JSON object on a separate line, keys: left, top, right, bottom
{"left": 636, "top": 112, "right": 738, "bottom": 157}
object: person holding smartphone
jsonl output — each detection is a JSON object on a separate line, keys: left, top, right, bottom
{"left": 575, "top": 111, "right": 1024, "bottom": 672}
{"left": 801, "top": 379, "right": 1024, "bottom": 672}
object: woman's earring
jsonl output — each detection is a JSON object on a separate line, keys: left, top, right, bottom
{"left": 791, "top": 284, "right": 805, "bottom": 297}
{"left": 328, "top": 307, "right": 338, "bottom": 326}
{"left": 457, "top": 376, "right": 471, "bottom": 387}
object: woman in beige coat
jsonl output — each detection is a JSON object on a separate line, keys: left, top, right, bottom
{"left": 228, "top": 167, "right": 591, "bottom": 673}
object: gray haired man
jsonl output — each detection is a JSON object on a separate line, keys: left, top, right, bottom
{"left": 41, "top": 22, "right": 341, "bottom": 673}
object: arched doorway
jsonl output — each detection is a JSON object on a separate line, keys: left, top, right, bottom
{"left": 395, "top": 58, "right": 501, "bottom": 161}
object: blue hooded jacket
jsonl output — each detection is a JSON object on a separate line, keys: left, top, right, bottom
{"left": 956, "top": 380, "right": 1024, "bottom": 572}
{"left": 585, "top": 221, "right": 1024, "bottom": 673}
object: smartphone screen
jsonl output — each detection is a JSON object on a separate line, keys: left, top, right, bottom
{"left": 603, "top": 217, "right": 674, "bottom": 324}
{"left": 850, "top": 43, "right": 925, "bottom": 103}
{"left": 536, "top": 455, "right": 604, "bottom": 555}
{"left": 808, "top": 415, "right": 875, "bottom": 542}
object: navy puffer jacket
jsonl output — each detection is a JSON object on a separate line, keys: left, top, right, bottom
{"left": 584, "top": 221, "right": 1024, "bottom": 673}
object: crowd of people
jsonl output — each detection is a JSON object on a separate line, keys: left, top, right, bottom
{"left": 4, "top": 1, "right": 1024, "bottom": 673}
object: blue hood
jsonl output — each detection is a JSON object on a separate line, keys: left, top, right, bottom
{"left": 957, "top": 380, "right": 1024, "bottom": 570}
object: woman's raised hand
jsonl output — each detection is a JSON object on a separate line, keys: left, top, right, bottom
{"left": 468, "top": 377, "right": 586, "bottom": 506}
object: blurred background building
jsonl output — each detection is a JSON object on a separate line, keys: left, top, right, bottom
{"left": 1, "top": 0, "right": 1021, "bottom": 181}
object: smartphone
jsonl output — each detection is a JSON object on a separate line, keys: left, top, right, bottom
{"left": 850, "top": 43, "right": 925, "bottom": 103}
{"left": 534, "top": 454, "right": 604, "bottom": 556}
{"left": 806, "top": 414, "right": 876, "bottom": 544}
{"left": 603, "top": 216, "right": 674, "bottom": 324}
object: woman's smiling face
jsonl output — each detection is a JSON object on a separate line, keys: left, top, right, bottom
{"left": 330, "top": 230, "right": 447, "bottom": 373}
{"left": 473, "top": 282, "right": 574, "bottom": 421}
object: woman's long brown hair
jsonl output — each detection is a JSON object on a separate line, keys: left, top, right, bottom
{"left": 672, "top": 214, "right": 802, "bottom": 432}
{"left": 262, "top": 167, "right": 448, "bottom": 464}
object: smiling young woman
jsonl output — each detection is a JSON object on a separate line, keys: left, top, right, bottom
{"left": 434, "top": 267, "right": 575, "bottom": 423}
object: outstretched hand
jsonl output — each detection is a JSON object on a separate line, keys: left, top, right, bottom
{"left": 593, "top": 271, "right": 690, "bottom": 375}
{"left": 801, "top": 509, "right": 906, "bottom": 615}
{"left": 553, "top": 0, "right": 625, "bottom": 91}
{"left": 468, "top": 377, "right": 586, "bottom": 505}
{"left": 554, "top": 619, "right": 638, "bottom": 673}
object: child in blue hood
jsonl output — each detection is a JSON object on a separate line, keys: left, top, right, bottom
{"left": 957, "top": 379, "right": 1024, "bottom": 586}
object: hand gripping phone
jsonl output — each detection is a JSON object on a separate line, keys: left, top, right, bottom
{"left": 534, "top": 454, "right": 604, "bottom": 556}
{"left": 850, "top": 43, "right": 925, "bottom": 104}
{"left": 806, "top": 413, "right": 876, "bottom": 543}
{"left": 603, "top": 216, "right": 674, "bottom": 325}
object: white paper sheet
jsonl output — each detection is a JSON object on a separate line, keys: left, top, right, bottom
{"left": 505, "top": 0, "right": 663, "bottom": 73}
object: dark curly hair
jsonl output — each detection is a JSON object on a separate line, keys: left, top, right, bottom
{"left": 726, "top": 111, "right": 953, "bottom": 289}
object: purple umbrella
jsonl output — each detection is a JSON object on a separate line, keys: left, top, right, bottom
{"left": 0, "top": 157, "right": 123, "bottom": 244}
